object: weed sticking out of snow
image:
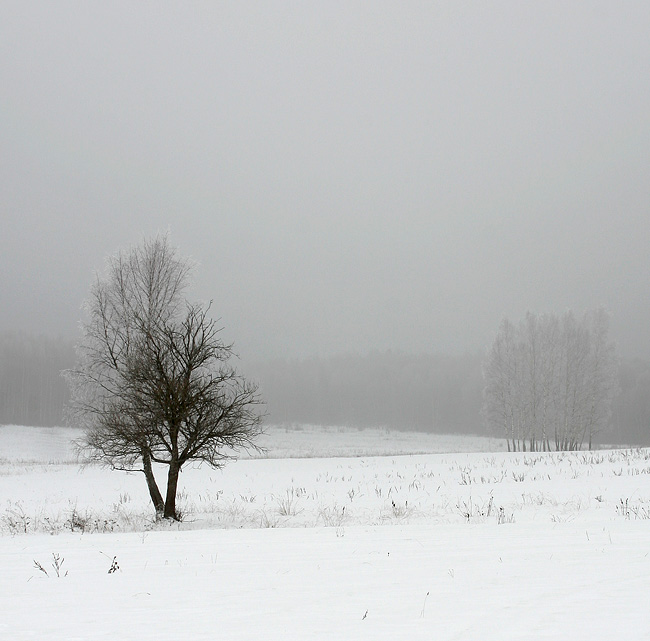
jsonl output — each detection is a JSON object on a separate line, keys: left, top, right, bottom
{"left": 33, "top": 553, "right": 67, "bottom": 578}
{"left": 615, "top": 498, "right": 650, "bottom": 520}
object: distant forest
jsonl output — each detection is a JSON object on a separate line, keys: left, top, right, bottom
{"left": 250, "top": 352, "right": 484, "bottom": 435}
{"left": 0, "top": 332, "right": 72, "bottom": 427}
{"left": 1, "top": 331, "right": 649, "bottom": 445}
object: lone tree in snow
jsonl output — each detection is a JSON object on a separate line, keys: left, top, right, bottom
{"left": 483, "top": 309, "right": 617, "bottom": 452}
{"left": 67, "top": 235, "right": 263, "bottom": 520}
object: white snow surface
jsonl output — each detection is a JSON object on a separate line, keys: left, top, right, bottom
{"left": 1, "top": 425, "right": 649, "bottom": 639}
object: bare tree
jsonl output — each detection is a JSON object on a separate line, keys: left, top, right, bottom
{"left": 581, "top": 308, "right": 618, "bottom": 450}
{"left": 483, "top": 310, "right": 617, "bottom": 451}
{"left": 67, "top": 236, "right": 263, "bottom": 519}
{"left": 483, "top": 318, "right": 522, "bottom": 451}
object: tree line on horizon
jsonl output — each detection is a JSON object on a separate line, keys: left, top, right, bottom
{"left": 1, "top": 330, "right": 649, "bottom": 446}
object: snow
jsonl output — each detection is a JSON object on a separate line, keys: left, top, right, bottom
{"left": 1, "top": 425, "right": 649, "bottom": 639}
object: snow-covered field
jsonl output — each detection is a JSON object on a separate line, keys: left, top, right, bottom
{"left": 1, "top": 425, "right": 649, "bottom": 639}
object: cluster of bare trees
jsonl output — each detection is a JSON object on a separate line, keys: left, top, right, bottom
{"left": 67, "top": 236, "right": 262, "bottom": 519}
{"left": 483, "top": 310, "right": 618, "bottom": 451}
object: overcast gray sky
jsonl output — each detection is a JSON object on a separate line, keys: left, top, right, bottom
{"left": 1, "top": 2, "right": 649, "bottom": 360}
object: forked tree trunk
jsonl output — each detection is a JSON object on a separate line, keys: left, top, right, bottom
{"left": 142, "top": 449, "right": 165, "bottom": 517}
{"left": 164, "top": 460, "right": 181, "bottom": 520}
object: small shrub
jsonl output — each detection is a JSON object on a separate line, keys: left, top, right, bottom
{"left": 389, "top": 500, "right": 413, "bottom": 519}
{"left": 2, "top": 502, "right": 31, "bottom": 534}
{"left": 319, "top": 504, "right": 346, "bottom": 527}
{"left": 276, "top": 489, "right": 302, "bottom": 517}
{"left": 258, "top": 509, "right": 280, "bottom": 528}
{"left": 457, "top": 495, "right": 494, "bottom": 523}
{"left": 66, "top": 505, "right": 92, "bottom": 533}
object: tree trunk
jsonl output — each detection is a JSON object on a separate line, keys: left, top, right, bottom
{"left": 164, "top": 460, "right": 181, "bottom": 520}
{"left": 142, "top": 449, "right": 164, "bottom": 517}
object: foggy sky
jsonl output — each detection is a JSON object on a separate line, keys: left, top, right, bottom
{"left": 2, "top": 2, "right": 649, "bottom": 360}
